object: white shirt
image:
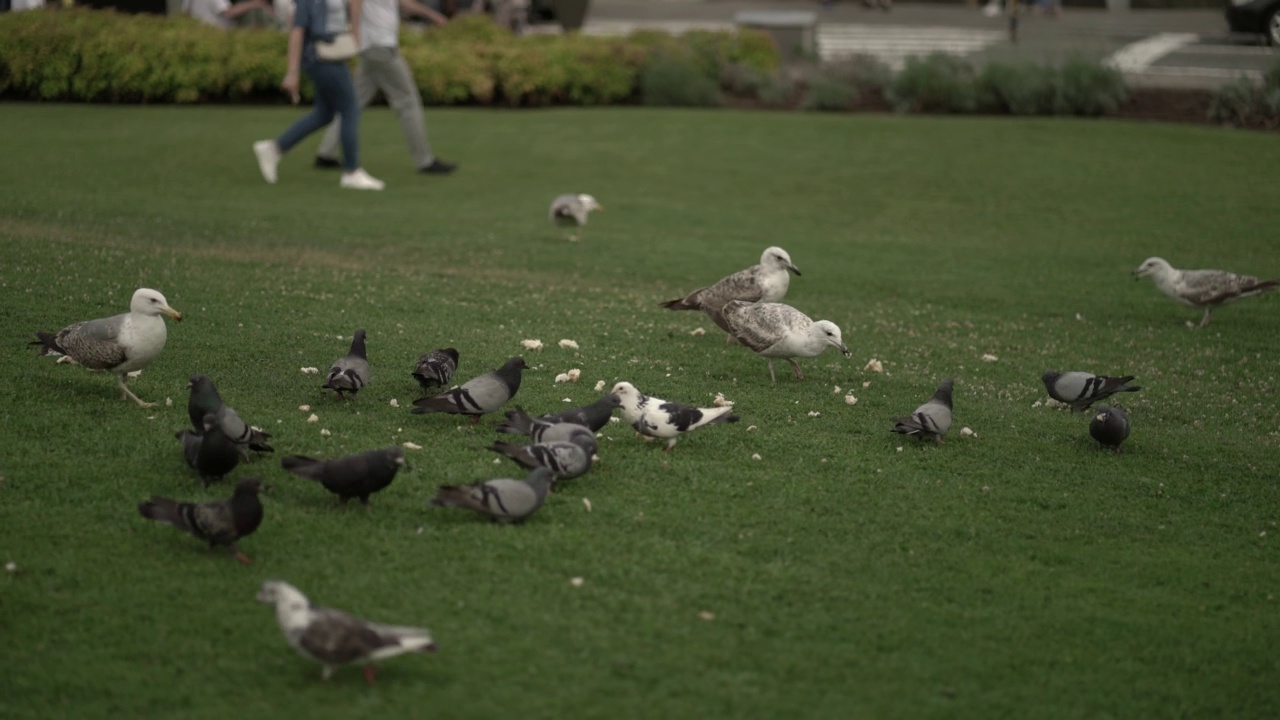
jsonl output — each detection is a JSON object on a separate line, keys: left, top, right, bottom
{"left": 184, "top": 0, "right": 232, "bottom": 29}
{"left": 12, "top": 0, "right": 47, "bottom": 9}
{"left": 360, "top": 0, "right": 401, "bottom": 50}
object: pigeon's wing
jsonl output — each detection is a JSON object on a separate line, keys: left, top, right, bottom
{"left": 656, "top": 401, "right": 710, "bottom": 432}
{"left": 326, "top": 356, "right": 370, "bottom": 392}
{"left": 298, "top": 609, "right": 397, "bottom": 666}
{"left": 439, "top": 479, "right": 541, "bottom": 519}
{"left": 723, "top": 301, "right": 807, "bottom": 353}
{"left": 1179, "top": 268, "right": 1267, "bottom": 305}
{"left": 188, "top": 499, "right": 237, "bottom": 544}
{"left": 457, "top": 372, "right": 512, "bottom": 409}
{"left": 177, "top": 430, "right": 202, "bottom": 469}
{"left": 54, "top": 313, "right": 130, "bottom": 370}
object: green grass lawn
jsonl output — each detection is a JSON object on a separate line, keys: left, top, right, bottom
{"left": 1, "top": 103, "right": 1278, "bottom": 719}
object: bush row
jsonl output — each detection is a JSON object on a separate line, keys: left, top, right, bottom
{"left": 1209, "top": 63, "right": 1280, "bottom": 130}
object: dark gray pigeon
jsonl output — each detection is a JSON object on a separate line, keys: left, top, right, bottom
{"left": 280, "top": 446, "right": 405, "bottom": 506}
{"left": 891, "top": 379, "right": 954, "bottom": 442}
{"left": 137, "top": 478, "right": 264, "bottom": 564}
{"left": 495, "top": 406, "right": 600, "bottom": 446}
{"left": 187, "top": 375, "right": 274, "bottom": 456}
{"left": 176, "top": 413, "right": 241, "bottom": 486}
{"left": 1089, "top": 404, "right": 1130, "bottom": 452}
{"left": 1042, "top": 371, "right": 1141, "bottom": 413}
{"left": 488, "top": 435, "right": 595, "bottom": 481}
{"left": 412, "top": 348, "right": 459, "bottom": 393}
{"left": 257, "top": 580, "right": 436, "bottom": 686}
{"left": 324, "top": 329, "right": 370, "bottom": 399}
{"left": 429, "top": 467, "right": 555, "bottom": 523}
{"left": 498, "top": 395, "right": 619, "bottom": 435}
{"left": 411, "top": 356, "right": 528, "bottom": 423}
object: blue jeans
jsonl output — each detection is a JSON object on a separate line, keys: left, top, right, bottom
{"left": 277, "top": 61, "right": 360, "bottom": 171}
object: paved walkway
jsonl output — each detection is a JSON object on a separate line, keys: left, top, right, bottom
{"left": 583, "top": 0, "right": 1277, "bottom": 88}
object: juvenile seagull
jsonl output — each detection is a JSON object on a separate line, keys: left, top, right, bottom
{"left": 891, "top": 379, "right": 954, "bottom": 442}
{"left": 31, "top": 288, "right": 183, "bottom": 408}
{"left": 324, "top": 329, "right": 370, "bottom": 399}
{"left": 430, "top": 467, "right": 555, "bottom": 523}
{"left": 488, "top": 436, "right": 596, "bottom": 481}
{"left": 549, "top": 193, "right": 603, "bottom": 240}
{"left": 1042, "top": 371, "right": 1140, "bottom": 413}
{"left": 256, "top": 580, "right": 437, "bottom": 686}
{"left": 497, "top": 395, "right": 620, "bottom": 435}
{"left": 280, "top": 446, "right": 406, "bottom": 506}
{"left": 1090, "top": 404, "right": 1130, "bottom": 452}
{"left": 176, "top": 413, "right": 241, "bottom": 486}
{"left": 137, "top": 478, "right": 264, "bottom": 564}
{"left": 661, "top": 247, "right": 801, "bottom": 337}
{"left": 722, "top": 301, "right": 851, "bottom": 382}
{"left": 411, "top": 348, "right": 459, "bottom": 393}
{"left": 1133, "top": 256, "right": 1279, "bottom": 328}
{"left": 187, "top": 375, "right": 274, "bottom": 457}
{"left": 610, "top": 381, "right": 739, "bottom": 452}
{"left": 412, "top": 356, "right": 528, "bottom": 423}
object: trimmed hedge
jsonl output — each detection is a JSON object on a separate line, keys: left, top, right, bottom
{"left": 1208, "top": 58, "right": 1280, "bottom": 130}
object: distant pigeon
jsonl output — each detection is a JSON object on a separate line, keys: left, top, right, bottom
{"left": 661, "top": 247, "right": 801, "bottom": 337}
{"left": 891, "top": 378, "right": 954, "bottom": 442}
{"left": 610, "top": 381, "right": 739, "bottom": 451}
{"left": 187, "top": 375, "right": 274, "bottom": 456}
{"left": 411, "top": 356, "right": 528, "bottom": 423}
{"left": 497, "top": 395, "right": 619, "bottom": 435}
{"left": 429, "top": 467, "right": 555, "bottom": 523}
{"left": 1090, "top": 404, "right": 1130, "bottom": 452}
{"left": 281, "top": 446, "right": 406, "bottom": 506}
{"left": 324, "top": 329, "right": 370, "bottom": 399}
{"left": 722, "top": 301, "right": 851, "bottom": 382}
{"left": 411, "top": 348, "right": 459, "bottom": 393}
{"left": 495, "top": 406, "right": 601, "bottom": 445}
{"left": 1134, "top": 256, "right": 1279, "bottom": 327}
{"left": 176, "top": 413, "right": 241, "bottom": 485}
{"left": 256, "top": 579, "right": 436, "bottom": 686}
{"left": 137, "top": 478, "right": 264, "bottom": 564}
{"left": 488, "top": 434, "right": 596, "bottom": 481}
{"left": 549, "top": 194, "right": 603, "bottom": 240}
{"left": 31, "top": 288, "right": 183, "bottom": 408}
{"left": 1042, "top": 371, "right": 1140, "bottom": 413}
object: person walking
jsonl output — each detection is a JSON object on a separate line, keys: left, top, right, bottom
{"left": 312, "top": 0, "right": 458, "bottom": 176}
{"left": 252, "top": 0, "right": 385, "bottom": 190}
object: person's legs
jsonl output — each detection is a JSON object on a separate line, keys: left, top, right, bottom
{"left": 370, "top": 48, "right": 438, "bottom": 169}
{"left": 277, "top": 64, "right": 341, "bottom": 153}
{"left": 328, "top": 63, "right": 363, "bottom": 172}
{"left": 316, "top": 56, "right": 380, "bottom": 164}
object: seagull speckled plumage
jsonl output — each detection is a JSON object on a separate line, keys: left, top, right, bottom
{"left": 1133, "top": 256, "right": 1279, "bottom": 327}
{"left": 722, "top": 300, "right": 851, "bottom": 382}
{"left": 661, "top": 247, "right": 801, "bottom": 337}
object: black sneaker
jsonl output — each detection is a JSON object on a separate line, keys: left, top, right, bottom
{"left": 314, "top": 156, "right": 342, "bottom": 169}
{"left": 419, "top": 160, "right": 457, "bottom": 175}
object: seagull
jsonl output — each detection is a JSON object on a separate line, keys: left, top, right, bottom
{"left": 411, "top": 348, "right": 459, "bottom": 393}
{"left": 722, "top": 301, "right": 851, "bottom": 382}
{"left": 891, "top": 379, "right": 954, "bottom": 442}
{"left": 256, "top": 580, "right": 437, "bottom": 686}
{"left": 280, "top": 446, "right": 406, "bottom": 506}
{"left": 661, "top": 247, "right": 801, "bottom": 339}
{"left": 1089, "top": 404, "right": 1130, "bottom": 452}
{"left": 429, "top": 467, "right": 555, "bottom": 523}
{"left": 610, "top": 381, "right": 739, "bottom": 452}
{"left": 497, "top": 395, "right": 620, "bottom": 434}
{"left": 187, "top": 375, "right": 274, "bottom": 457}
{"left": 1042, "top": 371, "right": 1140, "bottom": 413}
{"left": 323, "top": 329, "right": 370, "bottom": 399}
{"left": 411, "top": 356, "right": 528, "bottom": 423}
{"left": 549, "top": 193, "right": 603, "bottom": 240}
{"left": 31, "top": 288, "right": 183, "bottom": 408}
{"left": 137, "top": 478, "right": 264, "bottom": 564}
{"left": 176, "top": 413, "right": 241, "bottom": 486}
{"left": 1133, "top": 257, "right": 1279, "bottom": 327}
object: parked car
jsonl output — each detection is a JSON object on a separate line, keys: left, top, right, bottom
{"left": 1226, "top": 0, "right": 1280, "bottom": 45}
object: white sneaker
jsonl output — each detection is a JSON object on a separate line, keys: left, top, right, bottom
{"left": 340, "top": 168, "right": 385, "bottom": 191}
{"left": 253, "top": 140, "right": 280, "bottom": 184}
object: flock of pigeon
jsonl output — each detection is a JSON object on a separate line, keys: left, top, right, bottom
{"left": 27, "top": 236, "right": 1278, "bottom": 685}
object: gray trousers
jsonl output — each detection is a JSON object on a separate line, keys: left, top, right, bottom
{"left": 317, "top": 46, "right": 435, "bottom": 169}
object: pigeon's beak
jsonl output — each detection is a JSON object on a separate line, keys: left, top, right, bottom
{"left": 787, "top": 264, "right": 802, "bottom": 277}
{"left": 163, "top": 306, "right": 184, "bottom": 322}
{"left": 185, "top": 380, "right": 193, "bottom": 390}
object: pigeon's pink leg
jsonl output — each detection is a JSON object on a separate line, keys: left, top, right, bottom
{"left": 470, "top": 415, "right": 482, "bottom": 425}
{"left": 234, "top": 551, "right": 253, "bottom": 565}
{"left": 363, "top": 665, "right": 378, "bottom": 687}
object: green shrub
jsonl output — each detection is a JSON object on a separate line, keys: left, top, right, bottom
{"left": 890, "top": 53, "right": 977, "bottom": 114}
{"left": 641, "top": 53, "right": 723, "bottom": 107}
{"left": 976, "top": 62, "right": 1059, "bottom": 115}
{"left": 801, "top": 72, "right": 859, "bottom": 112}
{"left": 1056, "top": 57, "right": 1127, "bottom": 116}
{"left": 1209, "top": 77, "right": 1275, "bottom": 129}
{"left": 721, "top": 62, "right": 770, "bottom": 98}
{"left": 821, "top": 55, "right": 893, "bottom": 94}
{"left": 756, "top": 72, "right": 797, "bottom": 108}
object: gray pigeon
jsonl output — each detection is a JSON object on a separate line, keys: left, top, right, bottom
{"left": 280, "top": 446, "right": 406, "bottom": 506}
{"left": 495, "top": 406, "right": 600, "bottom": 446}
{"left": 488, "top": 436, "right": 595, "bottom": 481}
{"left": 891, "top": 379, "right": 954, "bottom": 442}
{"left": 256, "top": 580, "right": 436, "bottom": 686}
{"left": 31, "top": 287, "right": 183, "bottom": 408}
{"left": 176, "top": 413, "right": 241, "bottom": 486}
{"left": 324, "top": 329, "right": 370, "bottom": 399}
{"left": 661, "top": 247, "right": 801, "bottom": 337}
{"left": 137, "top": 478, "right": 264, "bottom": 564}
{"left": 1042, "top": 371, "right": 1140, "bottom": 413}
{"left": 429, "top": 467, "right": 555, "bottom": 523}
{"left": 1133, "top": 256, "right": 1279, "bottom": 328}
{"left": 498, "top": 395, "right": 620, "bottom": 435}
{"left": 411, "top": 348, "right": 459, "bottom": 393}
{"left": 722, "top": 300, "right": 851, "bottom": 382}
{"left": 610, "top": 381, "right": 739, "bottom": 452}
{"left": 549, "top": 193, "right": 603, "bottom": 240}
{"left": 187, "top": 375, "right": 274, "bottom": 456}
{"left": 411, "top": 356, "right": 528, "bottom": 423}
{"left": 1089, "top": 404, "right": 1130, "bottom": 452}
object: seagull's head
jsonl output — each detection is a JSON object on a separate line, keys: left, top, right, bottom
{"left": 609, "top": 381, "right": 640, "bottom": 408}
{"left": 813, "top": 320, "right": 851, "bottom": 357}
{"left": 132, "top": 288, "right": 183, "bottom": 322}
{"left": 1132, "top": 257, "right": 1171, "bottom": 280}
{"left": 762, "top": 247, "right": 801, "bottom": 276}
{"left": 578, "top": 194, "right": 603, "bottom": 213}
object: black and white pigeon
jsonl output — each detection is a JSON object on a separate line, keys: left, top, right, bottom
{"left": 187, "top": 375, "right": 274, "bottom": 456}
{"left": 722, "top": 300, "right": 851, "bottom": 382}
{"left": 137, "top": 478, "right": 264, "bottom": 564}
{"left": 1089, "top": 404, "right": 1130, "bottom": 452}
{"left": 256, "top": 580, "right": 437, "bottom": 686}
{"left": 488, "top": 432, "right": 596, "bottom": 481}
{"left": 429, "top": 467, "right": 555, "bottom": 523}
{"left": 495, "top": 406, "right": 601, "bottom": 445}
{"left": 411, "top": 348, "right": 459, "bottom": 393}
{"left": 610, "top": 381, "right": 739, "bottom": 452}
{"left": 280, "top": 446, "right": 406, "bottom": 506}
{"left": 1133, "top": 256, "right": 1279, "bottom": 328}
{"left": 1041, "top": 371, "right": 1141, "bottom": 413}
{"left": 31, "top": 287, "right": 183, "bottom": 408}
{"left": 176, "top": 413, "right": 241, "bottom": 486}
{"left": 497, "top": 395, "right": 620, "bottom": 435}
{"left": 660, "top": 247, "right": 801, "bottom": 337}
{"left": 323, "top": 329, "right": 370, "bottom": 399}
{"left": 891, "top": 379, "right": 954, "bottom": 442}
{"left": 549, "top": 193, "right": 603, "bottom": 240}
{"left": 411, "top": 356, "right": 528, "bottom": 423}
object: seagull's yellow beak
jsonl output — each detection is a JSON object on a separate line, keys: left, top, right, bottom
{"left": 163, "top": 306, "right": 184, "bottom": 322}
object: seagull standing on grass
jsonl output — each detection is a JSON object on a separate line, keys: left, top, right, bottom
{"left": 549, "top": 194, "right": 603, "bottom": 241}
{"left": 661, "top": 247, "right": 801, "bottom": 340}
{"left": 722, "top": 300, "right": 851, "bottom": 382}
{"left": 1133, "top": 256, "right": 1279, "bottom": 327}
{"left": 31, "top": 288, "right": 183, "bottom": 408}
{"left": 610, "top": 381, "right": 739, "bottom": 451}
